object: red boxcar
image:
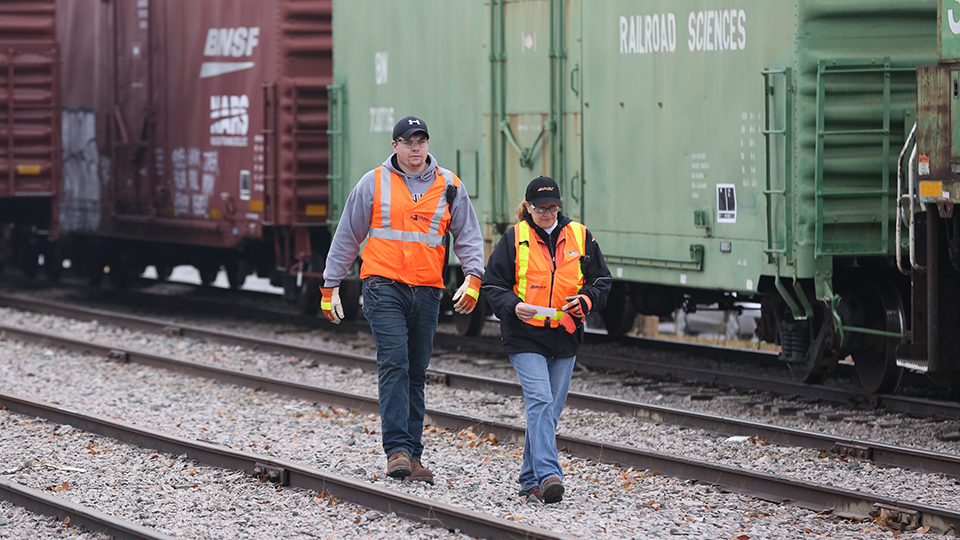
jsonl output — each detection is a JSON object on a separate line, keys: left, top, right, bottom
{"left": 0, "top": 0, "right": 61, "bottom": 277}
{"left": 54, "top": 0, "right": 339, "bottom": 307}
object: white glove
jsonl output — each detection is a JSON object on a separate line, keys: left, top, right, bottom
{"left": 320, "top": 286, "right": 344, "bottom": 324}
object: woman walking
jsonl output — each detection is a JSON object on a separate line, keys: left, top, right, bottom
{"left": 481, "top": 176, "right": 612, "bottom": 503}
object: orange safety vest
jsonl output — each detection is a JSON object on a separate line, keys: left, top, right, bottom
{"left": 361, "top": 166, "right": 460, "bottom": 287}
{"left": 513, "top": 220, "right": 586, "bottom": 328}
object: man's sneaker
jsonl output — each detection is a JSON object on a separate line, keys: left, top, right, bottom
{"left": 407, "top": 461, "right": 434, "bottom": 485}
{"left": 518, "top": 485, "right": 543, "bottom": 503}
{"left": 541, "top": 476, "right": 564, "bottom": 504}
{"left": 386, "top": 451, "right": 412, "bottom": 478}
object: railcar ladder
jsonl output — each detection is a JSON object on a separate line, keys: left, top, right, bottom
{"left": 813, "top": 58, "right": 915, "bottom": 258}
{"left": 762, "top": 67, "right": 794, "bottom": 266}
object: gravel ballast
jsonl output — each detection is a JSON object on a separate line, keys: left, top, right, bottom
{"left": 0, "top": 303, "right": 955, "bottom": 538}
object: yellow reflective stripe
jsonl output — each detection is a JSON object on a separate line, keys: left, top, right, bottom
{"left": 321, "top": 301, "right": 332, "bottom": 310}
{"left": 532, "top": 311, "right": 565, "bottom": 322}
{"left": 516, "top": 222, "right": 530, "bottom": 301}
{"left": 570, "top": 222, "right": 586, "bottom": 285}
{"left": 466, "top": 287, "right": 479, "bottom": 300}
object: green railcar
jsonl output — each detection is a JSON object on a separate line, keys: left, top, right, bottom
{"left": 330, "top": 0, "right": 948, "bottom": 392}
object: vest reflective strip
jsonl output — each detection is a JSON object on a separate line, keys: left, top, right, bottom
{"left": 378, "top": 166, "right": 392, "bottom": 229}
{"left": 516, "top": 223, "right": 530, "bottom": 300}
{"left": 368, "top": 228, "right": 448, "bottom": 246}
{"left": 570, "top": 223, "right": 585, "bottom": 284}
{"left": 370, "top": 166, "right": 453, "bottom": 248}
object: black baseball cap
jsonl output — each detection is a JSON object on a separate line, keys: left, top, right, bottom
{"left": 525, "top": 176, "right": 562, "bottom": 208}
{"left": 393, "top": 116, "right": 429, "bottom": 140}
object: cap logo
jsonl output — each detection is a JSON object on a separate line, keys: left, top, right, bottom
{"left": 408, "top": 119, "right": 421, "bottom": 125}
{"left": 538, "top": 186, "right": 554, "bottom": 192}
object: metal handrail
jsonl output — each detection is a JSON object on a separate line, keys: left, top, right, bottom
{"left": 896, "top": 123, "right": 916, "bottom": 275}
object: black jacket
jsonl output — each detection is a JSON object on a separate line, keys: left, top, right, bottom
{"left": 481, "top": 213, "right": 613, "bottom": 358}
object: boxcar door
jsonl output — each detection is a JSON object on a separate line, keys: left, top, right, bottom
{"left": 110, "top": 0, "right": 155, "bottom": 216}
{"left": 490, "top": 0, "right": 583, "bottom": 227}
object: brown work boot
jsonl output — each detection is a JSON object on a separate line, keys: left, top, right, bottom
{"left": 518, "top": 485, "right": 543, "bottom": 502}
{"left": 407, "top": 461, "right": 434, "bottom": 485}
{"left": 386, "top": 451, "right": 412, "bottom": 478}
{"left": 541, "top": 476, "right": 564, "bottom": 504}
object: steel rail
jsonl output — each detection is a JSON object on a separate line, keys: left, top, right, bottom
{"left": 0, "top": 392, "right": 575, "bottom": 540}
{"left": 0, "top": 476, "right": 184, "bottom": 540}
{"left": 3, "top": 296, "right": 960, "bottom": 476}
{"left": 2, "top": 324, "right": 960, "bottom": 533}
{"left": 1, "top": 293, "right": 955, "bottom": 420}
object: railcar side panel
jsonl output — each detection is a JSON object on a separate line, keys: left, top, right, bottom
{"left": 0, "top": 0, "right": 60, "bottom": 231}
{"left": 57, "top": 0, "right": 332, "bottom": 251}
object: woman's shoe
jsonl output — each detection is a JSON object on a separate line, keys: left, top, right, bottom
{"left": 518, "top": 485, "right": 543, "bottom": 502}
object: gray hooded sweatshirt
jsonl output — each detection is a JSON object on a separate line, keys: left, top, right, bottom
{"left": 322, "top": 153, "right": 485, "bottom": 287}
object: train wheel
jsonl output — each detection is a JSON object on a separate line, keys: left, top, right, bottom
{"left": 19, "top": 245, "right": 39, "bottom": 278}
{"left": 784, "top": 310, "right": 836, "bottom": 385}
{"left": 600, "top": 284, "right": 636, "bottom": 337}
{"left": 43, "top": 245, "right": 63, "bottom": 282}
{"left": 155, "top": 264, "right": 174, "bottom": 281}
{"left": 453, "top": 295, "right": 486, "bottom": 336}
{"left": 198, "top": 264, "right": 219, "bottom": 287}
{"left": 851, "top": 279, "right": 904, "bottom": 394}
{"left": 225, "top": 260, "right": 248, "bottom": 290}
{"left": 296, "top": 278, "right": 321, "bottom": 316}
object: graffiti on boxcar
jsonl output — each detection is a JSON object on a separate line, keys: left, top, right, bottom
{"left": 171, "top": 148, "right": 216, "bottom": 218}
{"left": 60, "top": 110, "right": 102, "bottom": 233}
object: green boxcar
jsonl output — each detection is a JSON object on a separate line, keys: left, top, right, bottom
{"left": 330, "top": 1, "right": 940, "bottom": 391}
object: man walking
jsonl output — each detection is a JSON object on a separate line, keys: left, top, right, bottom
{"left": 320, "top": 116, "right": 484, "bottom": 484}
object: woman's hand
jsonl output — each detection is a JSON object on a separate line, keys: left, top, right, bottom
{"left": 515, "top": 302, "right": 538, "bottom": 321}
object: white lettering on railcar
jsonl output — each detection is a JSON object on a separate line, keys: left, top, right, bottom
{"left": 619, "top": 14, "right": 677, "bottom": 54}
{"left": 688, "top": 10, "right": 746, "bottom": 52}
{"left": 200, "top": 27, "right": 260, "bottom": 78}
{"left": 370, "top": 107, "right": 395, "bottom": 133}
{"left": 375, "top": 52, "right": 389, "bottom": 85}
{"left": 950, "top": 0, "right": 960, "bottom": 34}
{"left": 209, "top": 95, "right": 249, "bottom": 147}
{"left": 203, "top": 27, "right": 260, "bottom": 58}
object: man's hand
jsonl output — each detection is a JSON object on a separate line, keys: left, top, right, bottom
{"left": 515, "top": 302, "right": 538, "bottom": 321}
{"left": 562, "top": 294, "right": 592, "bottom": 320}
{"left": 320, "top": 287, "right": 344, "bottom": 324}
{"left": 452, "top": 275, "right": 482, "bottom": 314}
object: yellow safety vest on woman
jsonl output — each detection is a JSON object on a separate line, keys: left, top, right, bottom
{"left": 512, "top": 220, "right": 586, "bottom": 328}
{"left": 360, "top": 166, "right": 460, "bottom": 288}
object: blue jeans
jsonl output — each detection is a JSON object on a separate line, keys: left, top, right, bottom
{"left": 509, "top": 352, "right": 576, "bottom": 490}
{"left": 362, "top": 276, "right": 442, "bottom": 461}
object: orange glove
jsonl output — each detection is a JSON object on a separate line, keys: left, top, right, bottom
{"left": 453, "top": 275, "right": 482, "bottom": 314}
{"left": 558, "top": 312, "right": 579, "bottom": 334}
{"left": 320, "top": 286, "right": 343, "bottom": 324}
{"left": 562, "top": 294, "right": 592, "bottom": 320}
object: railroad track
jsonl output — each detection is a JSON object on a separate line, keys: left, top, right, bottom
{"left": 2, "top": 297, "right": 960, "bottom": 534}
{"left": 0, "top": 392, "right": 575, "bottom": 540}
{"left": 1, "top": 291, "right": 956, "bottom": 420}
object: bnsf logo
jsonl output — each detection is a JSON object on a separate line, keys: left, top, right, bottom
{"left": 203, "top": 27, "right": 260, "bottom": 58}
